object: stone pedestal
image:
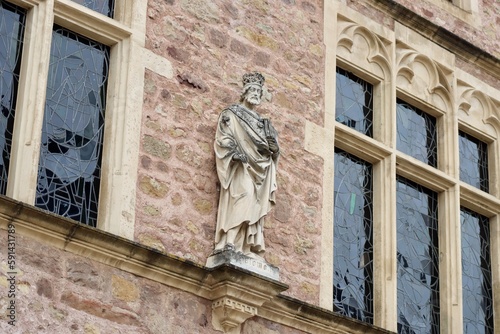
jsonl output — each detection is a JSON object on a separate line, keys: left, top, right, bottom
{"left": 206, "top": 249, "right": 280, "bottom": 280}
{"left": 205, "top": 253, "right": 286, "bottom": 334}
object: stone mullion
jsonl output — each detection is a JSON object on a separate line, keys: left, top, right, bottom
{"left": 373, "top": 34, "right": 397, "bottom": 330}
{"left": 441, "top": 74, "right": 462, "bottom": 334}
{"left": 372, "top": 154, "right": 397, "bottom": 331}
{"left": 439, "top": 185, "right": 462, "bottom": 334}
{"left": 7, "top": 0, "right": 54, "bottom": 203}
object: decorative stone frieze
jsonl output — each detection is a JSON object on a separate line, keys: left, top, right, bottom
{"left": 212, "top": 297, "right": 257, "bottom": 333}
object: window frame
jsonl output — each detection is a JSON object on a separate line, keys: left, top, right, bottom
{"left": 4, "top": 0, "right": 142, "bottom": 238}
{"left": 333, "top": 148, "right": 374, "bottom": 323}
{"left": 460, "top": 206, "right": 494, "bottom": 333}
{"left": 313, "top": 3, "right": 500, "bottom": 333}
{"left": 458, "top": 128, "right": 490, "bottom": 193}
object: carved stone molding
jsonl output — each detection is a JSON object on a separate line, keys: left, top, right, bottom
{"left": 206, "top": 264, "right": 288, "bottom": 333}
{"left": 212, "top": 297, "right": 257, "bottom": 334}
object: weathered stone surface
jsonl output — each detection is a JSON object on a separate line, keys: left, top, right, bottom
{"left": 112, "top": 275, "right": 140, "bottom": 302}
{"left": 84, "top": 323, "right": 101, "bottom": 334}
{"left": 193, "top": 198, "right": 213, "bottom": 215}
{"left": 208, "top": 28, "right": 228, "bottom": 48}
{"left": 230, "top": 38, "right": 250, "bottom": 56}
{"left": 143, "top": 204, "right": 161, "bottom": 216}
{"left": 175, "top": 143, "right": 202, "bottom": 167}
{"left": 140, "top": 155, "right": 152, "bottom": 169}
{"left": 139, "top": 175, "right": 169, "bottom": 198}
{"left": 180, "top": 0, "right": 220, "bottom": 23}
{"left": 143, "top": 135, "right": 171, "bottom": 159}
{"left": 254, "top": 50, "right": 271, "bottom": 67}
{"left": 137, "top": 233, "right": 165, "bottom": 252}
{"left": 236, "top": 26, "right": 279, "bottom": 50}
{"left": 171, "top": 192, "right": 183, "bottom": 205}
{"left": 177, "top": 72, "right": 209, "bottom": 92}
{"left": 61, "top": 292, "right": 141, "bottom": 326}
{"left": 18, "top": 243, "right": 63, "bottom": 277}
{"left": 66, "top": 259, "right": 105, "bottom": 290}
{"left": 36, "top": 278, "right": 54, "bottom": 298}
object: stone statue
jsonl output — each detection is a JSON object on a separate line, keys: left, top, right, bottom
{"left": 212, "top": 72, "right": 279, "bottom": 259}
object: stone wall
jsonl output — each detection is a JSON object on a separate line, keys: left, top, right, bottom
{"left": 136, "top": 0, "right": 325, "bottom": 305}
{"left": 134, "top": 0, "right": 500, "bottom": 308}
{"left": 0, "top": 230, "right": 312, "bottom": 333}
{"left": 0, "top": 232, "right": 216, "bottom": 333}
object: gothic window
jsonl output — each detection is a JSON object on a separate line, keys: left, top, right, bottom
{"left": 459, "top": 130, "right": 489, "bottom": 192}
{"left": 396, "top": 176, "right": 439, "bottom": 334}
{"left": 334, "top": 148, "right": 374, "bottom": 323}
{"left": 336, "top": 67, "right": 373, "bottom": 137}
{"left": 461, "top": 208, "right": 494, "bottom": 334}
{"left": 396, "top": 99, "right": 437, "bottom": 167}
{"left": 70, "top": 0, "right": 115, "bottom": 17}
{"left": 0, "top": 1, "right": 25, "bottom": 195}
{"left": 35, "top": 27, "right": 109, "bottom": 227}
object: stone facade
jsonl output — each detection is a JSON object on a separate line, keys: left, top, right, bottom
{"left": 0, "top": 0, "right": 499, "bottom": 333}
{"left": 138, "top": 0, "right": 325, "bottom": 304}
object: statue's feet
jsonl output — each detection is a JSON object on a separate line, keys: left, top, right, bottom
{"left": 210, "top": 243, "right": 236, "bottom": 256}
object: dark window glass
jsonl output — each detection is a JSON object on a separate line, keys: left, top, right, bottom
{"left": 0, "top": 1, "right": 25, "bottom": 195}
{"left": 461, "top": 208, "right": 493, "bottom": 334}
{"left": 36, "top": 27, "right": 110, "bottom": 227}
{"left": 459, "top": 131, "right": 489, "bottom": 192}
{"left": 396, "top": 99, "right": 437, "bottom": 167}
{"left": 70, "top": 0, "right": 114, "bottom": 17}
{"left": 396, "top": 176, "right": 439, "bottom": 334}
{"left": 333, "top": 149, "right": 373, "bottom": 323}
{"left": 336, "top": 67, "right": 373, "bottom": 137}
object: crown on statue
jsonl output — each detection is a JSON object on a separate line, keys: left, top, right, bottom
{"left": 242, "top": 72, "right": 265, "bottom": 88}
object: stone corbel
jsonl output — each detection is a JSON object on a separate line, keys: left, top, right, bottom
{"left": 207, "top": 265, "right": 288, "bottom": 334}
{"left": 212, "top": 297, "right": 257, "bottom": 334}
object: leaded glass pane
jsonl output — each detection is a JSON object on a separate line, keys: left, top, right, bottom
{"left": 0, "top": 1, "right": 25, "bottom": 195}
{"left": 70, "top": 0, "right": 114, "bottom": 17}
{"left": 396, "top": 99, "right": 437, "bottom": 167}
{"left": 396, "top": 176, "right": 439, "bottom": 334}
{"left": 459, "top": 131, "right": 489, "bottom": 192}
{"left": 36, "top": 27, "right": 110, "bottom": 227}
{"left": 335, "top": 67, "right": 373, "bottom": 137}
{"left": 461, "top": 208, "right": 493, "bottom": 334}
{"left": 334, "top": 149, "right": 373, "bottom": 323}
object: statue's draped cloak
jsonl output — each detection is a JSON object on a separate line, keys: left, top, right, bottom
{"left": 214, "top": 104, "right": 278, "bottom": 252}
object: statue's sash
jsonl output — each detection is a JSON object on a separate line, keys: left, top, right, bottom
{"left": 227, "top": 105, "right": 269, "bottom": 143}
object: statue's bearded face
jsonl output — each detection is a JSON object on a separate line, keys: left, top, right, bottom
{"left": 244, "top": 85, "right": 262, "bottom": 106}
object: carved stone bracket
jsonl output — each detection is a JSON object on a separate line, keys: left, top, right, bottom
{"left": 212, "top": 297, "right": 257, "bottom": 334}
{"left": 206, "top": 264, "right": 288, "bottom": 334}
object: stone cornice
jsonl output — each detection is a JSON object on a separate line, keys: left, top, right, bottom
{"left": 0, "top": 196, "right": 392, "bottom": 333}
{"left": 370, "top": 0, "right": 500, "bottom": 84}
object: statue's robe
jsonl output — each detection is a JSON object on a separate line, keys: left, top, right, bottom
{"left": 214, "top": 104, "right": 278, "bottom": 253}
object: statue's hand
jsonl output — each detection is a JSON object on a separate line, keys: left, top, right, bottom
{"left": 267, "top": 137, "right": 279, "bottom": 153}
{"left": 233, "top": 153, "right": 248, "bottom": 163}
